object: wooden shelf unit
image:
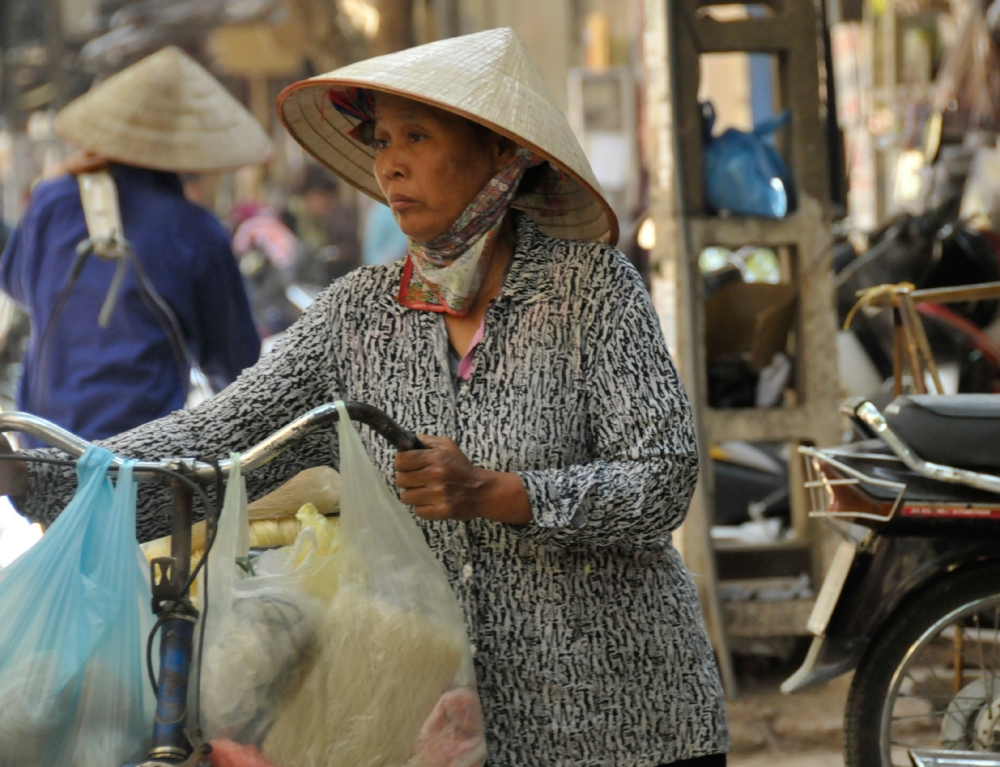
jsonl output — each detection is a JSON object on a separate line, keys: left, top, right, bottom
{"left": 645, "top": 0, "right": 842, "bottom": 695}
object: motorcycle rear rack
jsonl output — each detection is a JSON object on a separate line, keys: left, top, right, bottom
{"left": 800, "top": 445, "right": 908, "bottom": 524}
{"left": 801, "top": 399, "right": 1000, "bottom": 525}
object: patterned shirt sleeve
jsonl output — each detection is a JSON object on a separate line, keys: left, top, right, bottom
{"left": 512, "top": 252, "right": 699, "bottom": 548}
{"left": 18, "top": 284, "right": 343, "bottom": 541}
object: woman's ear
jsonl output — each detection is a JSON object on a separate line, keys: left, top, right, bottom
{"left": 493, "top": 135, "right": 518, "bottom": 168}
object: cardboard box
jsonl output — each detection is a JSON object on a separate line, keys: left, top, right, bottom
{"left": 705, "top": 282, "right": 797, "bottom": 372}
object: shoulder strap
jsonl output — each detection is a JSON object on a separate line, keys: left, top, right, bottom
{"left": 76, "top": 170, "right": 125, "bottom": 257}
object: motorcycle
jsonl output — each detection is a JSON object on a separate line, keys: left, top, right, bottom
{"left": 782, "top": 393, "right": 1000, "bottom": 767}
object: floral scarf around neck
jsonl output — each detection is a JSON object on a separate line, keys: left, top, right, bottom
{"left": 397, "top": 147, "right": 541, "bottom": 316}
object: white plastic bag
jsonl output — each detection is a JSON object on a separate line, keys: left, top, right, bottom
{"left": 201, "top": 452, "right": 249, "bottom": 652}
{"left": 199, "top": 455, "right": 325, "bottom": 747}
{"left": 0, "top": 447, "right": 154, "bottom": 766}
{"left": 261, "top": 401, "right": 486, "bottom": 767}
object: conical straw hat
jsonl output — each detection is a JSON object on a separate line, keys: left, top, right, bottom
{"left": 55, "top": 46, "right": 272, "bottom": 173}
{"left": 277, "top": 28, "right": 618, "bottom": 244}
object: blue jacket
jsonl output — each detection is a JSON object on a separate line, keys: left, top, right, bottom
{"left": 0, "top": 164, "right": 260, "bottom": 445}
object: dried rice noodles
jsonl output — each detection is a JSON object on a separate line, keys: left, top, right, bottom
{"left": 262, "top": 586, "right": 465, "bottom": 767}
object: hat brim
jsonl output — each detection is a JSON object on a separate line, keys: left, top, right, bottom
{"left": 277, "top": 79, "right": 618, "bottom": 245}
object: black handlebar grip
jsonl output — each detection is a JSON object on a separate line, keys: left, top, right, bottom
{"left": 341, "top": 402, "right": 427, "bottom": 451}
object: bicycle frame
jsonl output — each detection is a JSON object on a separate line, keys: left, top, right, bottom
{"left": 0, "top": 401, "right": 423, "bottom": 766}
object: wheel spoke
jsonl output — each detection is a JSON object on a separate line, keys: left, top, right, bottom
{"left": 890, "top": 710, "right": 949, "bottom": 721}
{"left": 955, "top": 621, "right": 967, "bottom": 695}
{"left": 894, "top": 684, "right": 976, "bottom": 700}
{"left": 976, "top": 613, "right": 987, "bottom": 678}
{"left": 895, "top": 692, "right": 970, "bottom": 700}
{"left": 896, "top": 626, "right": 982, "bottom": 741}
{"left": 990, "top": 607, "right": 1000, "bottom": 700}
{"left": 921, "top": 660, "right": 958, "bottom": 696}
{"left": 889, "top": 676, "right": 965, "bottom": 729}
{"left": 910, "top": 662, "right": 973, "bottom": 733}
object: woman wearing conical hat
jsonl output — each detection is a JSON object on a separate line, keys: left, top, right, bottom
{"left": 0, "top": 46, "right": 265, "bottom": 445}
{"left": 4, "top": 29, "right": 729, "bottom": 766}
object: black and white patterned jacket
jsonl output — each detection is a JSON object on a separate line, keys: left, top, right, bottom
{"left": 21, "top": 213, "right": 730, "bottom": 766}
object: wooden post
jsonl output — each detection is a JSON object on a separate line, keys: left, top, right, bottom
{"left": 644, "top": 0, "right": 737, "bottom": 698}
{"left": 248, "top": 74, "right": 271, "bottom": 130}
{"left": 645, "top": 0, "right": 841, "bottom": 696}
{"left": 372, "top": 0, "right": 415, "bottom": 55}
{"left": 433, "top": 0, "right": 460, "bottom": 39}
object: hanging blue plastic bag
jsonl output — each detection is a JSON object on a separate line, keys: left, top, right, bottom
{"left": 702, "top": 101, "right": 795, "bottom": 218}
{"left": 0, "top": 446, "right": 155, "bottom": 766}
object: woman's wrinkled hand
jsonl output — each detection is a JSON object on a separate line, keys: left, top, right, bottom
{"left": 394, "top": 436, "right": 533, "bottom": 525}
{"left": 395, "top": 436, "right": 489, "bottom": 521}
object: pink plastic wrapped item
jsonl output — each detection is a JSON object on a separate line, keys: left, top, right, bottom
{"left": 412, "top": 688, "right": 487, "bottom": 767}
{"left": 208, "top": 739, "right": 277, "bottom": 767}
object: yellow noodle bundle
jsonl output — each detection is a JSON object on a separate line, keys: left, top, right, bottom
{"left": 291, "top": 504, "right": 339, "bottom": 564}
{"left": 142, "top": 508, "right": 339, "bottom": 565}
{"left": 261, "top": 587, "right": 465, "bottom": 767}
{"left": 247, "top": 518, "right": 302, "bottom": 549}
{"left": 140, "top": 466, "right": 341, "bottom": 565}
{"left": 248, "top": 466, "right": 340, "bottom": 519}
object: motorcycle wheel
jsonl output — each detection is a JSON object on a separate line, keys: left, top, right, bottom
{"left": 845, "top": 567, "right": 1000, "bottom": 767}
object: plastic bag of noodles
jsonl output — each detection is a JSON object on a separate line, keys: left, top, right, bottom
{"left": 260, "top": 401, "right": 486, "bottom": 767}
{"left": 197, "top": 455, "right": 328, "bottom": 746}
{"left": 0, "top": 447, "right": 154, "bottom": 766}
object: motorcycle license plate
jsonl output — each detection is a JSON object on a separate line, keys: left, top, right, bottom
{"left": 806, "top": 539, "right": 857, "bottom": 636}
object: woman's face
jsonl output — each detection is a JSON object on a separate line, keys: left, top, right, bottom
{"left": 372, "top": 95, "right": 515, "bottom": 242}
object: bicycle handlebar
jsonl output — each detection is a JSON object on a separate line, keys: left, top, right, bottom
{"left": 0, "top": 401, "right": 424, "bottom": 482}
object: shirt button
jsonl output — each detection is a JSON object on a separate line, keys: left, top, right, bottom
{"left": 462, "top": 563, "right": 473, "bottom": 581}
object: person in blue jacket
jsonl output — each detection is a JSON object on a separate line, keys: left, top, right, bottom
{"left": 0, "top": 46, "right": 271, "bottom": 445}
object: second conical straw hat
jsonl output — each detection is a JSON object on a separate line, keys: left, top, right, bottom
{"left": 278, "top": 28, "right": 617, "bottom": 244}
{"left": 55, "top": 46, "right": 272, "bottom": 173}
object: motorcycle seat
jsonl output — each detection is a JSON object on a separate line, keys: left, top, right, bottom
{"left": 883, "top": 395, "right": 1000, "bottom": 471}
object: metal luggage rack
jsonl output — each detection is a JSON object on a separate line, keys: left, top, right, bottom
{"left": 801, "top": 398, "right": 1000, "bottom": 525}
{"left": 0, "top": 401, "right": 423, "bottom": 766}
{"left": 799, "top": 444, "right": 907, "bottom": 524}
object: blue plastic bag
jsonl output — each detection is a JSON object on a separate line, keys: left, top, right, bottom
{"left": 0, "top": 447, "right": 154, "bottom": 766}
{"left": 702, "top": 101, "right": 796, "bottom": 218}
